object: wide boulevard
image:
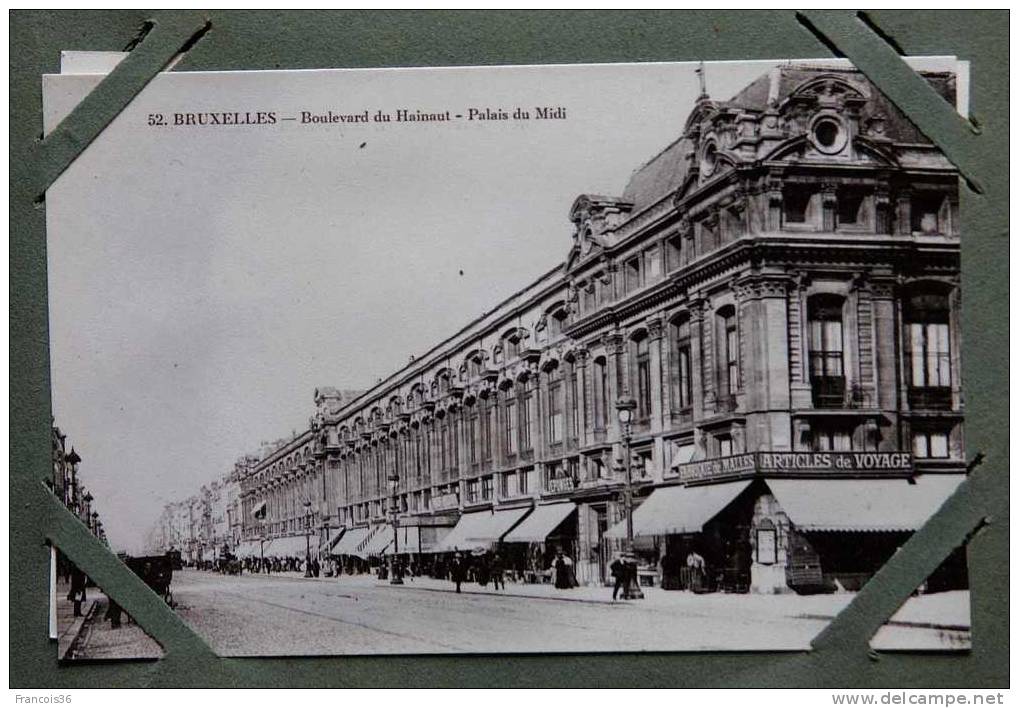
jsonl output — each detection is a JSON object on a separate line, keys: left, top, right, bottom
{"left": 171, "top": 570, "right": 969, "bottom": 656}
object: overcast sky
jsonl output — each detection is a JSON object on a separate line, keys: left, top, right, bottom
{"left": 44, "top": 57, "right": 957, "bottom": 553}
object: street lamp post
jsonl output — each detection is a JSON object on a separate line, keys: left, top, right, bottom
{"left": 259, "top": 530, "right": 267, "bottom": 572}
{"left": 303, "top": 500, "right": 313, "bottom": 578}
{"left": 388, "top": 475, "right": 403, "bottom": 585}
{"left": 615, "top": 395, "right": 644, "bottom": 600}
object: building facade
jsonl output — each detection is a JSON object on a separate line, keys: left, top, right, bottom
{"left": 234, "top": 65, "right": 964, "bottom": 592}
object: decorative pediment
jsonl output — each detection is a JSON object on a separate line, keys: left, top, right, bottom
{"left": 783, "top": 74, "right": 870, "bottom": 112}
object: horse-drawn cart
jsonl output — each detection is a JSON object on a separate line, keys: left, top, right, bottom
{"left": 125, "top": 554, "right": 175, "bottom": 607}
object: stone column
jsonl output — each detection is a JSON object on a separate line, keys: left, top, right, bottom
{"left": 574, "top": 348, "right": 590, "bottom": 447}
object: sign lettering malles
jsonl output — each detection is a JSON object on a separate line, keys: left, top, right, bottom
{"left": 674, "top": 451, "right": 912, "bottom": 484}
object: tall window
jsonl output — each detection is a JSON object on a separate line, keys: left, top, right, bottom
{"left": 635, "top": 336, "right": 652, "bottom": 420}
{"left": 449, "top": 417, "right": 459, "bottom": 471}
{"left": 505, "top": 399, "right": 518, "bottom": 455}
{"left": 468, "top": 409, "right": 479, "bottom": 464}
{"left": 521, "top": 391, "right": 533, "bottom": 450}
{"left": 595, "top": 357, "right": 609, "bottom": 429}
{"left": 439, "top": 419, "right": 448, "bottom": 471}
{"left": 808, "top": 296, "right": 845, "bottom": 378}
{"left": 814, "top": 425, "right": 853, "bottom": 452}
{"left": 905, "top": 290, "right": 951, "bottom": 389}
{"left": 643, "top": 247, "right": 662, "bottom": 282}
{"left": 624, "top": 257, "right": 640, "bottom": 293}
{"left": 718, "top": 306, "right": 739, "bottom": 396}
{"left": 674, "top": 317, "right": 692, "bottom": 409}
{"left": 548, "top": 379, "right": 563, "bottom": 444}
{"left": 569, "top": 369, "right": 580, "bottom": 439}
{"left": 481, "top": 403, "right": 493, "bottom": 461}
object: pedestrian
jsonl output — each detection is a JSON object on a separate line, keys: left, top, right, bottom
{"left": 312, "top": 557, "right": 321, "bottom": 578}
{"left": 686, "top": 549, "right": 706, "bottom": 593}
{"left": 610, "top": 553, "right": 626, "bottom": 600}
{"left": 491, "top": 552, "right": 505, "bottom": 591}
{"left": 553, "top": 551, "right": 572, "bottom": 590}
{"left": 68, "top": 564, "right": 88, "bottom": 617}
{"left": 450, "top": 552, "right": 465, "bottom": 594}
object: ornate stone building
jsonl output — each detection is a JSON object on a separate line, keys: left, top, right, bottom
{"left": 239, "top": 64, "right": 965, "bottom": 592}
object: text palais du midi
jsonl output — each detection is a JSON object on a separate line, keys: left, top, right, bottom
{"left": 300, "top": 106, "right": 568, "bottom": 124}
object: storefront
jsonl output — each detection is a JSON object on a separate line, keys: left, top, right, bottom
{"left": 602, "top": 472, "right": 966, "bottom": 595}
{"left": 502, "top": 502, "right": 577, "bottom": 581}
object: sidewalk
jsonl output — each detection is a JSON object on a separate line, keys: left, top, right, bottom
{"left": 55, "top": 580, "right": 94, "bottom": 660}
{"left": 229, "top": 569, "right": 970, "bottom": 630}
{"left": 65, "top": 589, "right": 163, "bottom": 660}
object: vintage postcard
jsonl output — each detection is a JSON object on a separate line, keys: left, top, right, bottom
{"left": 45, "top": 56, "right": 971, "bottom": 657}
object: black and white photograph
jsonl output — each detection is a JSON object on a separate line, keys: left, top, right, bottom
{"left": 44, "top": 55, "right": 971, "bottom": 659}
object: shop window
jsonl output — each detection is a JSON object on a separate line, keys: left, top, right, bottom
{"left": 624, "top": 256, "right": 641, "bottom": 294}
{"left": 673, "top": 316, "right": 693, "bottom": 410}
{"left": 913, "top": 430, "right": 950, "bottom": 459}
{"left": 643, "top": 246, "right": 662, "bottom": 283}
{"left": 808, "top": 294, "right": 846, "bottom": 408}
{"left": 911, "top": 192, "right": 947, "bottom": 235}
{"left": 838, "top": 187, "right": 866, "bottom": 227}
{"left": 783, "top": 187, "right": 813, "bottom": 225}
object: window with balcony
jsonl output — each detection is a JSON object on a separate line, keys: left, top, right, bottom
{"left": 813, "top": 424, "right": 854, "bottom": 452}
{"left": 808, "top": 295, "right": 845, "bottom": 408}
{"left": 905, "top": 287, "right": 952, "bottom": 409}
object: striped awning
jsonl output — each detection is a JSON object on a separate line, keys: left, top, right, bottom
{"left": 384, "top": 525, "right": 421, "bottom": 555}
{"left": 361, "top": 525, "right": 394, "bottom": 557}
{"left": 437, "top": 508, "right": 531, "bottom": 552}
{"left": 604, "top": 481, "right": 753, "bottom": 538}
{"left": 765, "top": 475, "right": 965, "bottom": 532}
{"left": 333, "top": 526, "right": 371, "bottom": 557}
{"left": 320, "top": 527, "right": 345, "bottom": 553}
{"left": 267, "top": 535, "right": 311, "bottom": 557}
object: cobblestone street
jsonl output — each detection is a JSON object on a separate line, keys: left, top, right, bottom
{"left": 171, "top": 570, "right": 970, "bottom": 656}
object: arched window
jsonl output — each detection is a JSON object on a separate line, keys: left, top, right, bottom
{"left": 808, "top": 294, "right": 845, "bottom": 408}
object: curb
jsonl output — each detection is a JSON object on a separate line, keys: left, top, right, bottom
{"left": 61, "top": 599, "right": 98, "bottom": 661}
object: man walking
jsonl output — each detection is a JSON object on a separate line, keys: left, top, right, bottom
{"left": 450, "top": 552, "right": 465, "bottom": 594}
{"left": 610, "top": 553, "right": 626, "bottom": 601}
{"left": 491, "top": 552, "right": 505, "bottom": 591}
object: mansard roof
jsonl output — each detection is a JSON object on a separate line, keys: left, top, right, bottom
{"left": 618, "top": 65, "right": 957, "bottom": 212}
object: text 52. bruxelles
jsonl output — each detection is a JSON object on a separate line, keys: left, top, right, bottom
{"left": 148, "top": 111, "right": 278, "bottom": 127}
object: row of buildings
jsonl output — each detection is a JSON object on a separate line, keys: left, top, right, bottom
{"left": 51, "top": 423, "right": 107, "bottom": 544}
{"left": 159, "top": 64, "right": 967, "bottom": 594}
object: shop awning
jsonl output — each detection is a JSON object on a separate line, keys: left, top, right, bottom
{"left": 465, "top": 508, "right": 532, "bottom": 543}
{"left": 384, "top": 525, "right": 421, "bottom": 555}
{"left": 319, "top": 527, "right": 345, "bottom": 553}
{"left": 436, "top": 509, "right": 529, "bottom": 552}
{"left": 604, "top": 480, "right": 753, "bottom": 538}
{"left": 361, "top": 525, "right": 394, "bottom": 557}
{"left": 765, "top": 475, "right": 965, "bottom": 532}
{"left": 503, "top": 503, "right": 576, "bottom": 544}
{"left": 268, "top": 535, "right": 312, "bottom": 557}
{"left": 332, "top": 526, "right": 371, "bottom": 556}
